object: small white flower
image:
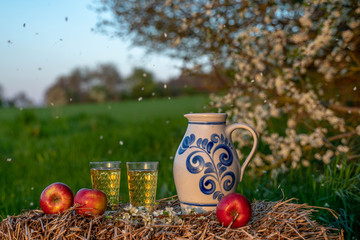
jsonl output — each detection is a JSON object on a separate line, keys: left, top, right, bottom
{"left": 162, "top": 217, "right": 172, "bottom": 224}
{"left": 142, "top": 214, "right": 153, "bottom": 226}
{"left": 131, "top": 210, "right": 139, "bottom": 216}
{"left": 342, "top": 30, "right": 353, "bottom": 42}
{"left": 349, "top": 21, "right": 360, "bottom": 29}
{"left": 122, "top": 212, "right": 131, "bottom": 220}
{"left": 314, "top": 153, "right": 322, "bottom": 160}
{"left": 355, "top": 125, "right": 360, "bottom": 135}
{"left": 183, "top": 207, "right": 193, "bottom": 215}
{"left": 332, "top": 11, "right": 340, "bottom": 18}
{"left": 198, "top": 216, "right": 206, "bottom": 220}
{"left": 337, "top": 145, "right": 349, "bottom": 153}
{"left": 175, "top": 217, "right": 183, "bottom": 224}
{"left": 152, "top": 210, "right": 163, "bottom": 217}
{"left": 124, "top": 204, "right": 131, "bottom": 211}
{"left": 299, "top": 13, "right": 312, "bottom": 28}
{"left": 287, "top": 118, "right": 296, "bottom": 129}
{"left": 302, "top": 159, "right": 310, "bottom": 167}
{"left": 164, "top": 0, "right": 172, "bottom": 6}
{"left": 322, "top": 150, "right": 334, "bottom": 164}
{"left": 165, "top": 207, "right": 177, "bottom": 218}
{"left": 126, "top": 204, "right": 139, "bottom": 216}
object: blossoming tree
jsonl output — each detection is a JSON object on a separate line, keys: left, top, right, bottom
{"left": 95, "top": 0, "right": 360, "bottom": 171}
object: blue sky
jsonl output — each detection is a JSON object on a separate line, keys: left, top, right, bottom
{"left": 0, "top": 0, "right": 181, "bottom": 104}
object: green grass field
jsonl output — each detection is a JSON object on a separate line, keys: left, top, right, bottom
{"left": 0, "top": 95, "right": 359, "bottom": 238}
{"left": 0, "top": 96, "right": 209, "bottom": 215}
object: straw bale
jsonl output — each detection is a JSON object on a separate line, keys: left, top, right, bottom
{"left": 0, "top": 196, "right": 342, "bottom": 239}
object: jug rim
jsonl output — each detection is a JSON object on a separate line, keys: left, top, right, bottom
{"left": 184, "top": 113, "right": 227, "bottom": 122}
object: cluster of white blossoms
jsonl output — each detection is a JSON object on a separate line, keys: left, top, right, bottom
{"left": 97, "top": 0, "right": 359, "bottom": 172}
{"left": 98, "top": 0, "right": 360, "bottom": 171}
{"left": 207, "top": 0, "right": 360, "bottom": 170}
{"left": 120, "top": 205, "right": 183, "bottom": 226}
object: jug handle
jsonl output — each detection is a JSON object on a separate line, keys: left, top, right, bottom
{"left": 225, "top": 123, "right": 258, "bottom": 183}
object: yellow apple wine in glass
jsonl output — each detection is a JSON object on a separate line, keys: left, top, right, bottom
{"left": 90, "top": 161, "right": 121, "bottom": 210}
{"left": 126, "top": 162, "right": 158, "bottom": 210}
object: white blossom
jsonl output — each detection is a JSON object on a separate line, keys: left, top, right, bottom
{"left": 299, "top": 12, "right": 312, "bottom": 28}
{"left": 342, "top": 30, "right": 354, "bottom": 42}
{"left": 322, "top": 150, "right": 334, "bottom": 164}
{"left": 337, "top": 145, "right": 349, "bottom": 153}
{"left": 356, "top": 125, "right": 360, "bottom": 135}
{"left": 349, "top": 20, "right": 360, "bottom": 29}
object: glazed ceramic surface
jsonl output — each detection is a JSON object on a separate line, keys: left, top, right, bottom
{"left": 173, "top": 113, "right": 258, "bottom": 213}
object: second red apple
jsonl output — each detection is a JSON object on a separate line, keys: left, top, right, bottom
{"left": 216, "top": 193, "right": 252, "bottom": 228}
{"left": 74, "top": 188, "right": 107, "bottom": 216}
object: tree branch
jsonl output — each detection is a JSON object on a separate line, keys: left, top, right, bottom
{"left": 328, "top": 131, "right": 356, "bottom": 141}
{"left": 328, "top": 104, "right": 360, "bottom": 115}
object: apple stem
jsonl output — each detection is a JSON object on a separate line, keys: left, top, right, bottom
{"left": 227, "top": 212, "right": 240, "bottom": 229}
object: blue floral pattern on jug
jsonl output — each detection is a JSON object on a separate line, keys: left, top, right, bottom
{"left": 178, "top": 133, "right": 235, "bottom": 201}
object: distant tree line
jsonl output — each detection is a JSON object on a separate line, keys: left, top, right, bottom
{"left": 0, "top": 84, "right": 33, "bottom": 108}
{"left": 44, "top": 63, "right": 230, "bottom": 106}
{"left": 0, "top": 63, "right": 230, "bottom": 108}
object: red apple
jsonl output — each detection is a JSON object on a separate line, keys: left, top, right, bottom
{"left": 39, "top": 182, "right": 74, "bottom": 214}
{"left": 216, "top": 193, "right": 252, "bottom": 228}
{"left": 74, "top": 188, "right": 107, "bottom": 216}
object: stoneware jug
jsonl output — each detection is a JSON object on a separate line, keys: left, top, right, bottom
{"left": 173, "top": 113, "right": 258, "bottom": 213}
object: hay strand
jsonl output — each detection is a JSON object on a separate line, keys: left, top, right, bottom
{"left": 0, "top": 197, "right": 342, "bottom": 239}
